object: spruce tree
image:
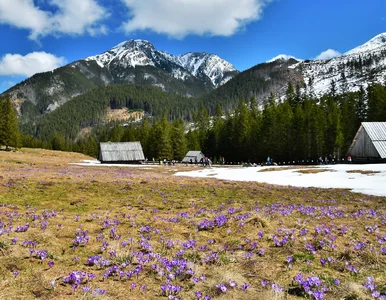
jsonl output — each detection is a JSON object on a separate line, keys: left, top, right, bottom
{"left": 286, "top": 82, "right": 296, "bottom": 110}
{"left": 0, "top": 96, "right": 20, "bottom": 150}
{"left": 355, "top": 87, "right": 367, "bottom": 125}
{"left": 0, "top": 97, "right": 3, "bottom": 147}
{"left": 171, "top": 119, "right": 187, "bottom": 161}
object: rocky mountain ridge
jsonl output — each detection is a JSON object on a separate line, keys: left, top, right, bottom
{"left": 267, "top": 33, "right": 386, "bottom": 97}
{"left": 85, "top": 39, "right": 238, "bottom": 87}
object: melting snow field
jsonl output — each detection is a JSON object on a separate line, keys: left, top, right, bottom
{"left": 175, "top": 164, "right": 386, "bottom": 197}
{"left": 71, "top": 160, "right": 386, "bottom": 197}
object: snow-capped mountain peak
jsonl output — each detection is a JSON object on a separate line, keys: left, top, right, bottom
{"left": 85, "top": 40, "right": 238, "bottom": 87}
{"left": 267, "top": 54, "right": 300, "bottom": 63}
{"left": 112, "top": 39, "right": 155, "bottom": 51}
{"left": 174, "top": 52, "right": 237, "bottom": 86}
{"left": 86, "top": 39, "right": 158, "bottom": 69}
{"left": 345, "top": 32, "right": 386, "bottom": 55}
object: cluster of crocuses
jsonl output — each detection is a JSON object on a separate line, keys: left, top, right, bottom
{"left": 81, "top": 287, "right": 106, "bottom": 296}
{"left": 21, "top": 240, "right": 37, "bottom": 248}
{"left": 293, "top": 273, "right": 328, "bottom": 300}
{"left": 260, "top": 279, "right": 285, "bottom": 294}
{"left": 196, "top": 214, "right": 229, "bottom": 230}
{"left": 86, "top": 255, "right": 112, "bottom": 268}
{"left": 363, "top": 276, "right": 386, "bottom": 299}
{"left": 272, "top": 227, "right": 296, "bottom": 247}
{"left": 109, "top": 225, "right": 121, "bottom": 240}
{"left": 72, "top": 228, "right": 90, "bottom": 247}
{"left": 15, "top": 223, "right": 29, "bottom": 232}
{"left": 160, "top": 282, "right": 182, "bottom": 297}
{"left": 62, "top": 271, "right": 95, "bottom": 289}
{"left": 29, "top": 249, "right": 48, "bottom": 261}
{"left": 215, "top": 280, "right": 251, "bottom": 293}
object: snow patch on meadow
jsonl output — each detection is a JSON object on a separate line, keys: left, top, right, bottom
{"left": 175, "top": 164, "right": 386, "bottom": 197}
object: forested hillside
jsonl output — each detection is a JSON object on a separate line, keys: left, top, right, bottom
{"left": 20, "top": 84, "right": 202, "bottom": 141}
{"left": 199, "top": 58, "right": 303, "bottom": 114}
{"left": 21, "top": 83, "right": 386, "bottom": 163}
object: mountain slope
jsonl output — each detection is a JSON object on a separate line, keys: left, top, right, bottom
{"left": 24, "top": 84, "right": 202, "bottom": 141}
{"left": 302, "top": 33, "right": 386, "bottom": 96}
{"left": 345, "top": 33, "right": 386, "bottom": 55}
{"left": 201, "top": 57, "right": 303, "bottom": 112}
{"left": 202, "top": 32, "right": 386, "bottom": 109}
{"left": 170, "top": 52, "right": 238, "bottom": 86}
{"left": 2, "top": 40, "right": 238, "bottom": 124}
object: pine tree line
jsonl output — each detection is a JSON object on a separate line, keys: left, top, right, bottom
{"left": 17, "top": 83, "right": 386, "bottom": 163}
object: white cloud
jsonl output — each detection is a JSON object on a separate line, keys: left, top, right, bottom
{"left": 121, "top": 0, "right": 270, "bottom": 38}
{"left": 50, "top": 0, "right": 109, "bottom": 36}
{"left": 0, "top": 52, "right": 66, "bottom": 77}
{"left": 0, "top": 0, "right": 50, "bottom": 39}
{"left": 315, "top": 49, "right": 342, "bottom": 60}
{"left": 0, "top": 0, "right": 109, "bottom": 40}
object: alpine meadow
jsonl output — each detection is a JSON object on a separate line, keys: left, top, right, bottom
{"left": 1, "top": 1, "right": 386, "bottom": 299}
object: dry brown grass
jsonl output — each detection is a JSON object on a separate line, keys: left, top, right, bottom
{"left": 258, "top": 166, "right": 316, "bottom": 172}
{"left": 346, "top": 170, "right": 381, "bottom": 175}
{"left": 295, "top": 168, "right": 331, "bottom": 174}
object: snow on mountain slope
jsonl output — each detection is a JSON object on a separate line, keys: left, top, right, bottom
{"left": 85, "top": 40, "right": 237, "bottom": 87}
{"left": 345, "top": 33, "right": 386, "bottom": 55}
{"left": 302, "top": 34, "right": 386, "bottom": 96}
{"left": 174, "top": 52, "right": 237, "bottom": 86}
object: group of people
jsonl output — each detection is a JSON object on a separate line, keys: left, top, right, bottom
{"left": 188, "top": 156, "right": 213, "bottom": 167}
{"left": 156, "top": 154, "right": 354, "bottom": 167}
{"left": 263, "top": 154, "right": 353, "bottom": 166}
{"left": 318, "top": 155, "right": 335, "bottom": 165}
{"left": 317, "top": 154, "right": 352, "bottom": 165}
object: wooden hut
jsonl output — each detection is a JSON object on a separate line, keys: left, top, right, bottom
{"left": 182, "top": 151, "right": 205, "bottom": 164}
{"left": 347, "top": 122, "right": 386, "bottom": 162}
{"left": 99, "top": 142, "right": 145, "bottom": 164}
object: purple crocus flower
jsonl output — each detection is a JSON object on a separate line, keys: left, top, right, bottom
{"left": 241, "top": 282, "right": 251, "bottom": 290}
{"left": 216, "top": 283, "right": 227, "bottom": 293}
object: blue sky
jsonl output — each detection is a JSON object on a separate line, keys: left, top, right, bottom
{"left": 0, "top": 0, "right": 385, "bottom": 93}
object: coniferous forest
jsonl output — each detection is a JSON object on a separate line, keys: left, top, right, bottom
{"left": 3, "top": 82, "right": 386, "bottom": 163}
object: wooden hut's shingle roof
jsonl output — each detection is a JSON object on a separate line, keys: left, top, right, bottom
{"left": 99, "top": 142, "right": 145, "bottom": 162}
